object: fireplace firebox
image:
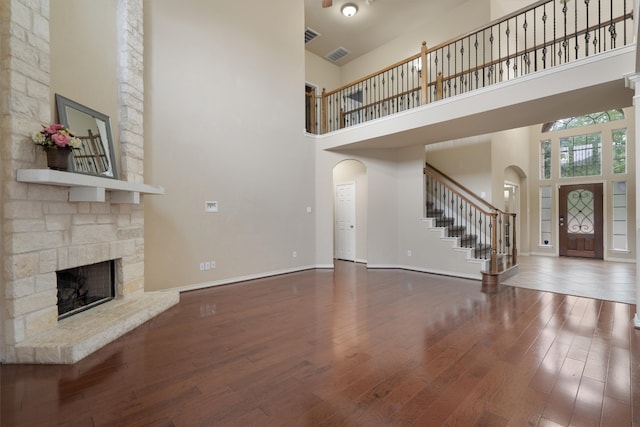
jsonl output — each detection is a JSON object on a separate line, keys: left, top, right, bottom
{"left": 57, "top": 260, "right": 116, "bottom": 319}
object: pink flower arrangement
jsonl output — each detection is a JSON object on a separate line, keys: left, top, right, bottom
{"left": 32, "top": 123, "right": 82, "bottom": 149}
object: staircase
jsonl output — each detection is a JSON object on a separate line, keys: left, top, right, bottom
{"left": 426, "top": 201, "right": 493, "bottom": 261}
{"left": 424, "top": 163, "right": 518, "bottom": 290}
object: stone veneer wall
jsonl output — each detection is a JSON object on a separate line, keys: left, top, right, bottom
{"left": 0, "top": 0, "right": 146, "bottom": 363}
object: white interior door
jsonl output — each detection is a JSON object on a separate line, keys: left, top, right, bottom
{"left": 335, "top": 182, "right": 356, "bottom": 261}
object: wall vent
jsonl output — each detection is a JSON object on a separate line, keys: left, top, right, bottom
{"left": 305, "top": 27, "right": 321, "bottom": 44}
{"left": 325, "top": 47, "right": 351, "bottom": 62}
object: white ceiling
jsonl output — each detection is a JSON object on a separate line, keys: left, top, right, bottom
{"left": 304, "top": 0, "right": 468, "bottom": 65}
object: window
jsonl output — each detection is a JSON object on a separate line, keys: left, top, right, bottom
{"left": 540, "top": 186, "right": 552, "bottom": 246}
{"left": 540, "top": 140, "right": 551, "bottom": 179}
{"left": 560, "top": 133, "right": 601, "bottom": 178}
{"left": 542, "top": 109, "right": 624, "bottom": 132}
{"left": 612, "top": 181, "right": 628, "bottom": 251}
{"left": 612, "top": 128, "right": 627, "bottom": 174}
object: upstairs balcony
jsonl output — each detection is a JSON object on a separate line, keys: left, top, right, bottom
{"left": 307, "top": 0, "right": 637, "bottom": 150}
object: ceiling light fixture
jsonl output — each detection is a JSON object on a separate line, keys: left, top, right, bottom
{"left": 341, "top": 3, "right": 358, "bottom": 17}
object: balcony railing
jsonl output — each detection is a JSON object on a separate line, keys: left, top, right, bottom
{"left": 312, "top": 0, "right": 634, "bottom": 134}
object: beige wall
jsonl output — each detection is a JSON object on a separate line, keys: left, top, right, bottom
{"left": 491, "top": 127, "right": 532, "bottom": 254}
{"left": 144, "top": 0, "right": 315, "bottom": 291}
{"left": 490, "top": 0, "right": 533, "bottom": 19}
{"left": 50, "top": 0, "right": 120, "bottom": 156}
{"left": 305, "top": 51, "right": 341, "bottom": 96}
{"left": 425, "top": 137, "right": 494, "bottom": 201}
{"left": 339, "top": 0, "right": 491, "bottom": 85}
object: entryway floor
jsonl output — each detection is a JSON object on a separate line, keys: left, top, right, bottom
{"left": 502, "top": 255, "right": 635, "bottom": 305}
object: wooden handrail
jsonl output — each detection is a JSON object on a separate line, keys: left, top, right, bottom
{"left": 426, "top": 163, "right": 504, "bottom": 214}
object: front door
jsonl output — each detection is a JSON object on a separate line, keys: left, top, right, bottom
{"left": 559, "top": 183, "right": 603, "bottom": 259}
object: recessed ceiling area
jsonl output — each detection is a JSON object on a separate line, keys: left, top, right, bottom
{"left": 304, "top": 0, "right": 469, "bottom": 64}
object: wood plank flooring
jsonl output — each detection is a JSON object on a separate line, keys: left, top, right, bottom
{"left": 1, "top": 258, "right": 638, "bottom": 426}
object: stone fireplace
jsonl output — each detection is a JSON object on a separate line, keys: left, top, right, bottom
{"left": 0, "top": 1, "right": 179, "bottom": 364}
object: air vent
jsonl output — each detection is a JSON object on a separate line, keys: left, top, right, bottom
{"left": 305, "top": 27, "right": 321, "bottom": 44}
{"left": 325, "top": 47, "right": 351, "bottom": 62}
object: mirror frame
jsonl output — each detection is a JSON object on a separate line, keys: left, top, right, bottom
{"left": 55, "top": 94, "right": 118, "bottom": 179}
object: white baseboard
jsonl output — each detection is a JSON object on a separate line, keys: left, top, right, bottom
{"left": 176, "top": 264, "right": 318, "bottom": 293}
{"left": 177, "top": 261, "right": 486, "bottom": 294}
{"left": 367, "top": 263, "right": 482, "bottom": 281}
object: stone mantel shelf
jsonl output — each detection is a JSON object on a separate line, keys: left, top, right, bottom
{"left": 17, "top": 169, "right": 164, "bottom": 204}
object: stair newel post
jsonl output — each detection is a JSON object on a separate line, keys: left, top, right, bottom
{"left": 490, "top": 213, "right": 499, "bottom": 274}
{"left": 420, "top": 41, "right": 428, "bottom": 104}
{"left": 321, "top": 88, "right": 328, "bottom": 134}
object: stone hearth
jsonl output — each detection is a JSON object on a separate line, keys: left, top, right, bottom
{"left": 16, "top": 291, "right": 178, "bottom": 364}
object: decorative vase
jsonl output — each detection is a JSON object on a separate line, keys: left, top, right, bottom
{"left": 45, "top": 148, "right": 71, "bottom": 171}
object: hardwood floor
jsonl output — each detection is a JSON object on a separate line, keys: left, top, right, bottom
{"left": 1, "top": 258, "right": 638, "bottom": 426}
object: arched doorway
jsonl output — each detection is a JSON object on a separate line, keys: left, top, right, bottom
{"left": 333, "top": 160, "right": 367, "bottom": 262}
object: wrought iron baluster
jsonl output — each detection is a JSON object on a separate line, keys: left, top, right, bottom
{"left": 542, "top": 4, "right": 548, "bottom": 69}
{"left": 562, "top": 0, "right": 568, "bottom": 63}
{"left": 609, "top": 0, "right": 616, "bottom": 49}
{"left": 467, "top": 209, "right": 478, "bottom": 249}
{"left": 496, "top": 23, "right": 501, "bottom": 81}
{"left": 623, "top": 0, "right": 627, "bottom": 44}
{"left": 585, "top": 0, "right": 590, "bottom": 57}
{"left": 574, "top": 0, "right": 579, "bottom": 59}
{"left": 489, "top": 27, "right": 494, "bottom": 85}
{"left": 553, "top": 0, "right": 557, "bottom": 66}
{"left": 478, "top": 31, "right": 483, "bottom": 89}
{"left": 488, "top": 216, "right": 492, "bottom": 260}
{"left": 498, "top": 215, "right": 503, "bottom": 252}
{"left": 533, "top": 8, "right": 537, "bottom": 72}
{"left": 512, "top": 16, "right": 517, "bottom": 78}
{"left": 505, "top": 21, "right": 511, "bottom": 81}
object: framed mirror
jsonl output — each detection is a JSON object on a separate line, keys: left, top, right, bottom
{"left": 55, "top": 94, "right": 118, "bottom": 179}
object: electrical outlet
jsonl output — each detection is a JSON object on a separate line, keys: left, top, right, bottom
{"left": 205, "top": 201, "right": 218, "bottom": 212}
{"left": 407, "top": 250, "right": 412, "bottom": 257}
{"left": 293, "top": 251, "right": 297, "bottom": 258}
